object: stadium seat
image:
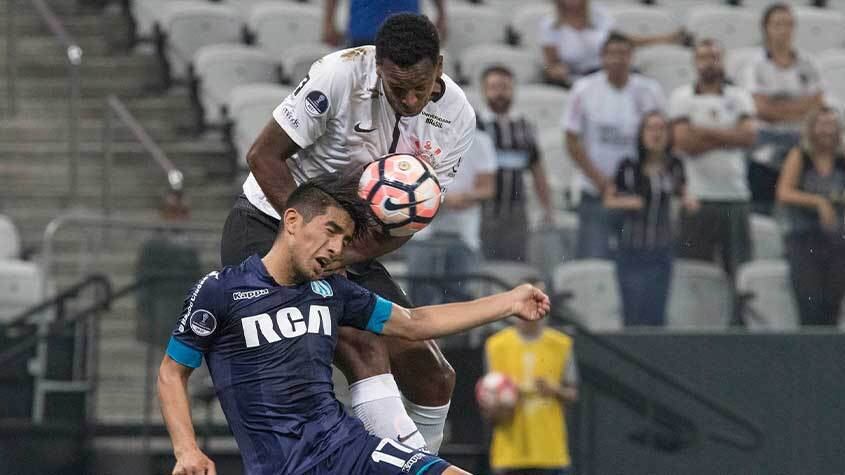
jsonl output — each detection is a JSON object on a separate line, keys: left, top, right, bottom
{"left": 228, "top": 83, "right": 292, "bottom": 167}
{"left": 0, "top": 260, "right": 47, "bottom": 323}
{"left": 739, "top": 0, "right": 813, "bottom": 10}
{"left": 605, "top": 5, "right": 680, "bottom": 38}
{"left": 155, "top": 2, "right": 242, "bottom": 82}
{"left": 0, "top": 215, "right": 21, "bottom": 260}
{"left": 130, "top": 0, "right": 168, "bottom": 41}
{"left": 818, "top": 50, "right": 845, "bottom": 107}
{"left": 666, "top": 259, "right": 733, "bottom": 329}
{"left": 282, "top": 42, "right": 337, "bottom": 84}
{"left": 685, "top": 6, "right": 761, "bottom": 50}
{"left": 247, "top": 3, "right": 323, "bottom": 60}
{"left": 459, "top": 44, "right": 542, "bottom": 86}
{"left": 220, "top": 0, "right": 289, "bottom": 20}
{"left": 650, "top": 0, "right": 724, "bottom": 22}
{"left": 512, "top": 85, "right": 568, "bottom": 132}
{"left": 445, "top": 3, "right": 507, "bottom": 59}
{"left": 736, "top": 259, "right": 799, "bottom": 331}
{"left": 192, "top": 44, "right": 280, "bottom": 127}
{"left": 510, "top": 3, "right": 555, "bottom": 53}
{"left": 527, "top": 211, "right": 578, "bottom": 280}
{"left": 794, "top": 7, "right": 845, "bottom": 52}
{"left": 633, "top": 45, "right": 695, "bottom": 96}
{"left": 750, "top": 213, "right": 784, "bottom": 260}
{"left": 553, "top": 259, "right": 623, "bottom": 330}
{"left": 724, "top": 47, "right": 760, "bottom": 83}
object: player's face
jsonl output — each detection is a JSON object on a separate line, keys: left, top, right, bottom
{"left": 483, "top": 72, "right": 514, "bottom": 115}
{"left": 291, "top": 206, "right": 355, "bottom": 281}
{"left": 694, "top": 44, "right": 724, "bottom": 84}
{"left": 378, "top": 57, "right": 443, "bottom": 117}
{"left": 601, "top": 41, "right": 632, "bottom": 77}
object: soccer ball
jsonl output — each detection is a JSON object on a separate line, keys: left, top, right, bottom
{"left": 358, "top": 153, "right": 442, "bottom": 237}
{"left": 475, "top": 372, "right": 519, "bottom": 412}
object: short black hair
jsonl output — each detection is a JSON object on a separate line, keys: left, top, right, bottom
{"left": 601, "top": 32, "right": 633, "bottom": 53}
{"left": 481, "top": 65, "right": 513, "bottom": 83}
{"left": 375, "top": 13, "right": 440, "bottom": 68}
{"left": 285, "top": 173, "right": 371, "bottom": 240}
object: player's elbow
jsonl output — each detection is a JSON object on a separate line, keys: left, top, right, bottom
{"left": 245, "top": 142, "right": 267, "bottom": 174}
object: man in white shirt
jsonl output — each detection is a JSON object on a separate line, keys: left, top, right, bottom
{"left": 219, "top": 14, "right": 476, "bottom": 453}
{"left": 407, "top": 128, "right": 497, "bottom": 304}
{"left": 671, "top": 39, "right": 757, "bottom": 278}
{"left": 562, "top": 32, "right": 666, "bottom": 259}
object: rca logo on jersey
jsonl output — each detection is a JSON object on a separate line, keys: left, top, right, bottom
{"left": 233, "top": 289, "right": 270, "bottom": 301}
{"left": 311, "top": 280, "right": 333, "bottom": 298}
{"left": 305, "top": 91, "right": 330, "bottom": 117}
{"left": 241, "top": 305, "right": 332, "bottom": 348}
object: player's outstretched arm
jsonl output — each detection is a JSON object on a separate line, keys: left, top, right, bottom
{"left": 158, "top": 356, "right": 216, "bottom": 475}
{"left": 246, "top": 120, "right": 301, "bottom": 215}
{"left": 380, "top": 284, "right": 550, "bottom": 341}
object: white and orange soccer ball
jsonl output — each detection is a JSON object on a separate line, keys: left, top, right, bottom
{"left": 358, "top": 153, "right": 442, "bottom": 237}
{"left": 475, "top": 372, "right": 519, "bottom": 412}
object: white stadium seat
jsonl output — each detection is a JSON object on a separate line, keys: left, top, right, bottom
{"left": 157, "top": 2, "right": 242, "bottom": 80}
{"left": 510, "top": 3, "right": 555, "bottom": 53}
{"left": 445, "top": 3, "right": 507, "bottom": 59}
{"left": 459, "top": 44, "right": 542, "bottom": 86}
{"left": 512, "top": 84, "right": 568, "bottom": 132}
{"left": 220, "top": 0, "right": 290, "bottom": 20}
{"left": 0, "top": 260, "right": 47, "bottom": 323}
{"left": 739, "top": 0, "right": 811, "bottom": 11}
{"left": 750, "top": 213, "right": 784, "bottom": 260}
{"left": 634, "top": 45, "right": 695, "bottom": 97}
{"left": 736, "top": 259, "right": 799, "bottom": 331}
{"left": 553, "top": 259, "right": 623, "bottom": 331}
{"left": 606, "top": 5, "right": 679, "bottom": 38}
{"left": 793, "top": 7, "right": 845, "bottom": 53}
{"left": 725, "top": 47, "right": 760, "bottom": 83}
{"left": 650, "top": 0, "right": 724, "bottom": 23}
{"left": 685, "top": 6, "right": 762, "bottom": 49}
{"left": 228, "top": 83, "right": 292, "bottom": 167}
{"left": 667, "top": 260, "right": 732, "bottom": 329}
{"left": 0, "top": 215, "right": 21, "bottom": 260}
{"left": 193, "top": 44, "right": 279, "bottom": 126}
{"left": 818, "top": 50, "right": 845, "bottom": 109}
{"left": 247, "top": 3, "right": 323, "bottom": 60}
{"left": 282, "top": 43, "right": 337, "bottom": 85}
{"left": 479, "top": 260, "right": 542, "bottom": 288}
{"left": 130, "top": 0, "right": 169, "bottom": 40}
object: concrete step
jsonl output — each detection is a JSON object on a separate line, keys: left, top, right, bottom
{"left": 0, "top": 35, "right": 116, "bottom": 59}
{"left": 0, "top": 117, "right": 205, "bottom": 142}
{"left": 4, "top": 92, "right": 195, "bottom": 120}
{"left": 0, "top": 75, "right": 153, "bottom": 98}
{"left": 9, "top": 54, "right": 160, "bottom": 81}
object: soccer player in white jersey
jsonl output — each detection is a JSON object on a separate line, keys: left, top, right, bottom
{"left": 219, "top": 14, "right": 476, "bottom": 453}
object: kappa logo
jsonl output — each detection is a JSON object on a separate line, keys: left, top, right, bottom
{"left": 311, "top": 280, "right": 333, "bottom": 298}
{"left": 233, "top": 289, "right": 270, "bottom": 301}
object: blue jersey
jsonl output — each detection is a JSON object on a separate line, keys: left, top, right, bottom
{"left": 166, "top": 255, "right": 396, "bottom": 474}
{"left": 347, "top": 0, "right": 419, "bottom": 44}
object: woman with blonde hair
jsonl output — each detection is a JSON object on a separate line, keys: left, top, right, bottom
{"left": 776, "top": 106, "right": 845, "bottom": 326}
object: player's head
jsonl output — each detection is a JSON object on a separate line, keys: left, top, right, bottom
{"left": 600, "top": 32, "right": 633, "bottom": 78}
{"left": 281, "top": 174, "right": 370, "bottom": 281}
{"left": 482, "top": 65, "right": 514, "bottom": 115}
{"left": 693, "top": 38, "right": 724, "bottom": 85}
{"left": 375, "top": 13, "right": 443, "bottom": 117}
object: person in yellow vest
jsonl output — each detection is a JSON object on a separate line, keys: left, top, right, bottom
{"left": 483, "top": 280, "right": 579, "bottom": 475}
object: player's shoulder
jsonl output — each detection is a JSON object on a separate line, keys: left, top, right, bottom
{"left": 629, "top": 73, "right": 662, "bottom": 94}
{"left": 570, "top": 71, "right": 605, "bottom": 96}
{"left": 487, "top": 327, "right": 518, "bottom": 348}
{"left": 310, "top": 46, "right": 377, "bottom": 91}
{"left": 542, "top": 328, "right": 573, "bottom": 347}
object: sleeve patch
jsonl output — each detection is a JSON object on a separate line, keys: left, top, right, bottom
{"left": 189, "top": 310, "right": 217, "bottom": 337}
{"left": 366, "top": 296, "right": 394, "bottom": 334}
{"left": 166, "top": 337, "right": 203, "bottom": 368}
{"left": 305, "top": 91, "right": 330, "bottom": 116}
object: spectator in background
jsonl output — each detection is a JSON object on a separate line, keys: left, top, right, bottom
{"left": 483, "top": 280, "right": 578, "bottom": 475}
{"left": 605, "top": 111, "right": 694, "bottom": 326}
{"left": 540, "top": 0, "right": 683, "bottom": 88}
{"left": 743, "top": 3, "right": 825, "bottom": 214}
{"left": 135, "top": 189, "right": 201, "bottom": 346}
{"left": 478, "top": 65, "right": 554, "bottom": 262}
{"left": 323, "top": 0, "right": 446, "bottom": 47}
{"left": 776, "top": 107, "right": 845, "bottom": 326}
{"left": 407, "top": 128, "right": 497, "bottom": 305}
{"left": 563, "top": 33, "right": 666, "bottom": 259}
{"left": 671, "top": 39, "right": 757, "bottom": 279}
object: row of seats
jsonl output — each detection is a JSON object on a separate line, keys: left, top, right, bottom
{"left": 0, "top": 216, "right": 47, "bottom": 323}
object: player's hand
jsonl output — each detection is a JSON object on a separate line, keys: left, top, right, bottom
{"left": 817, "top": 199, "right": 838, "bottom": 232}
{"left": 173, "top": 447, "right": 216, "bottom": 475}
{"left": 509, "top": 284, "right": 551, "bottom": 321}
{"left": 534, "top": 378, "right": 560, "bottom": 399}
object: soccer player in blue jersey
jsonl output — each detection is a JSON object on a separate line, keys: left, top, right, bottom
{"left": 158, "top": 174, "right": 550, "bottom": 475}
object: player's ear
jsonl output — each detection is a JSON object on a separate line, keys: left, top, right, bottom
{"left": 283, "top": 208, "right": 301, "bottom": 234}
{"left": 436, "top": 55, "right": 443, "bottom": 78}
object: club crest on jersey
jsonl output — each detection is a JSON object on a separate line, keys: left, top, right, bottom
{"left": 189, "top": 310, "right": 217, "bottom": 337}
{"left": 414, "top": 139, "right": 443, "bottom": 168}
{"left": 305, "top": 91, "right": 330, "bottom": 116}
{"left": 311, "top": 280, "right": 333, "bottom": 298}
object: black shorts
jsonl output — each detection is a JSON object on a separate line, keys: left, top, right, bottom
{"left": 220, "top": 195, "right": 413, "bottom": 307}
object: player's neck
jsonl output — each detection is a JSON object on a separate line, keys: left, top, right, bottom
{"left": 261, "top": 248, "right": 299, "bottom": 286}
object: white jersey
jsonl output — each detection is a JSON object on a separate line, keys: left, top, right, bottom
{"left": 243, "top": 46, "right": 477, "bottom": 220}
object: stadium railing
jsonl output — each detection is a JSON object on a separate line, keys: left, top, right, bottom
{"left": 4, "top": 0, "right": 83, "bottom": 201}
{"left": 102, "top": 94, "right": 184, "bottom": 218}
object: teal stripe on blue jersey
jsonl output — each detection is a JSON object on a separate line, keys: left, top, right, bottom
{"left": 415, "top": 459, "right": 442, "bottom": 475}
{"left": 166, "top": 336, "right": 203, "bottom": 368}
{"left": 366, "top": 296, "right": 393, "bottom": 334}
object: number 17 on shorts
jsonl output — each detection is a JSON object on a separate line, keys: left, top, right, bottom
{"left": 367, "top": 438, "right": 450, "bottom": 475}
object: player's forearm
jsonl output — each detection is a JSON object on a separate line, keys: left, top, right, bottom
{"left": 567, "top": 133, "right": 607, "bottom": 192}
{"left": 157, "top": 363, "right": 199, "bottom": 457}
{"left": 246, "top": 121, "right": 301, "bottom": 214}
{"left": 403, "top": 292, "right": 514, "bottom": 340}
